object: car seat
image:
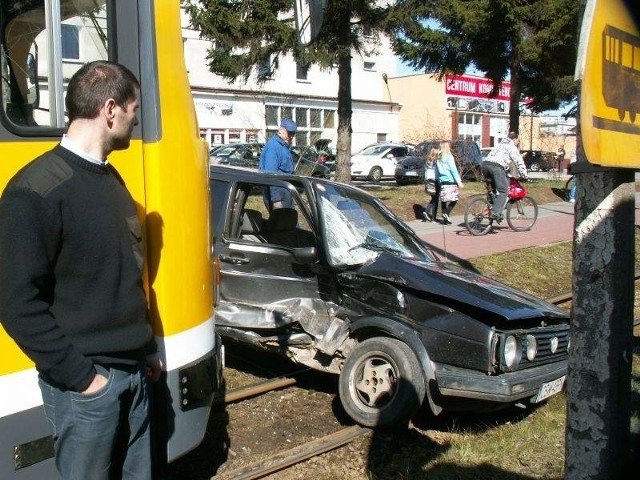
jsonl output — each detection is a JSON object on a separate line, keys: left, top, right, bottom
{"left": 240, "top": 209, "right": 265, "bottom": 242}
{"left": 262, "top": 208, "right": 315, "bottom": 248}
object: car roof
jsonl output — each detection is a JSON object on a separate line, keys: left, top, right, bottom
{"left": 354, "top": 143, "right": 409, "bottom": 154}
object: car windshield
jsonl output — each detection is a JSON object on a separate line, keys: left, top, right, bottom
{"left": 213, "top": 145, "right": 239, "bottom": 156}
{"left": 314, "top": 182, "right": 434, "bottom": 267}
{"left": 357, "top": 145, "right": 391, "bottom": 156}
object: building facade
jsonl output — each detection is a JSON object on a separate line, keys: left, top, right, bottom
{"left": 388, "top": 73, "right": 576, "bottom": 157}
{"left": 181, "top": 9, "right": 401, "bottom": 153}
{"left": 21, "top": 6, "right": 575, "bottom": 160}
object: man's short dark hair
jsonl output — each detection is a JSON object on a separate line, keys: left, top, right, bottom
{"left": 508, "top": 131, "right": 518, "bottom": 140}
{"left": 66, "top": 61, "right": 140, "bottom": 122}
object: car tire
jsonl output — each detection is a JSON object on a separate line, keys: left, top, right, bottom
{"left": 338, "top": 337, "right": 425, "bottom": 427}
{"left": 368, "top": 167, "right": 383, "bottom": 183}
{"left": 529, "top": 162, "right": 540, "bottom": 172}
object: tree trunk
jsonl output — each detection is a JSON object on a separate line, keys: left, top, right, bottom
{"left": 333, "top": 52, "right": 353, "bottom": 184}
{"left": 508, "top": 42, "right": 522, "bottom": 135}
{"left": 566, "top": 162, "right": 635, "bottom": 479}
{"left": 331, "top": 1, "right": 353, "bottom": 185}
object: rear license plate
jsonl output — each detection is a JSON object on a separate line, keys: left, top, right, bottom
{"left": 405, "top": 171, "right": 417, "bottom": 176}
{"left": 533, "top": 375, "right": 565, "bottom": 403}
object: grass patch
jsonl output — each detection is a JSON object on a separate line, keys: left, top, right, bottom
{"left": 470, "top": 242, "right": 573, "bottom": 300}
{"left": 390, "top": 234, "right": 639, "bottom": 480}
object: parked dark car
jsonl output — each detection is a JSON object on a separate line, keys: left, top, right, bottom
{"left": 211, "top": 142, "right": 329, "bottom": 178}
{"left": 520, "top": 150, "right": 557, "bottom": 172}
{"left": 394, "top": 139, "right": 483, "bottom": 185}
{"left": 209, "top": 166, "right": 570, "bottom": 428}
{"left": 290, "top": 145, "right": 331, "bottom": 178}
{"left": 209, "top": 143, "right": 263, "bottom": 168}
{"left": 314, "top": 138, "right": 336, "bottom": 173}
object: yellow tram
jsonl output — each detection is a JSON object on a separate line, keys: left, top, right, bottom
{"left": 0, "top": 1, "right": 222, "bottom": 477}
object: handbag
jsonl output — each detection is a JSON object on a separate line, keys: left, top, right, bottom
{"left": 440, "top": 184, "right": 459, "bottom": 202}
{"left": 424, "top": 164, "right": 437, "bottom": 195}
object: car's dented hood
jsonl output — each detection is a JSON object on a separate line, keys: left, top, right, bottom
{"left": 353, "top": 253, "right": 567, "bottom": 321}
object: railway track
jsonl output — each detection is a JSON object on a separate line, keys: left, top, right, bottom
{"left": 168, "top": 282, "right": 639, "bottom": 480}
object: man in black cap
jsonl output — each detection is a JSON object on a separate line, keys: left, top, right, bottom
{"left": 259, "top": 118, "right": 297, "bottom": 209}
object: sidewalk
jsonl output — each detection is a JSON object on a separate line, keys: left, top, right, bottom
{"left": 406, "top": 196, "right": 640, "bottom": 262}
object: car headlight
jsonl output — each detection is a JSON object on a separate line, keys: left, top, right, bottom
{"left": 502, "top": 335, "right": 521, "bottom": 371}
{"left": 525, "top": 334, "right": 537, "bottom": 361}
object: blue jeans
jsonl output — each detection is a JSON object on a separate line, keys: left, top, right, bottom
{"left": 481, "top": 162, "right": 509, "bottom": 216}
{"left": 39, "top": 363, "right": 152, "bottom": 480}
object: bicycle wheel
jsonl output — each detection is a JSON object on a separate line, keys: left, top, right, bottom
{"left": 506, "top": 196, "right": 538, "bottom": 231}
{"left": 464, "top": 196, "right": 493, "bottom": 236}
{"left": 564, "top": 175, "right": 575, "bottom": 201}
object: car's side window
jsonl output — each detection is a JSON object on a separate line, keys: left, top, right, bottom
{"left": 231, "top": 182, "right": 315, "bottom": 249}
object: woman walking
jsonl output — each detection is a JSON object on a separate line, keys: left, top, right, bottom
{"left": 436, "top": 141, "right": 464, "bottom": 224}
{"left": 422, "top": 146, "right": 440, "bottom": 222}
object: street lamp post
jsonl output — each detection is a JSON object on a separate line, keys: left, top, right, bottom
{"left": 382, "top": 73, "right": 392, "bottom": 112}
{"left": 530, "top": 109, "right": 534, "bottom": 151}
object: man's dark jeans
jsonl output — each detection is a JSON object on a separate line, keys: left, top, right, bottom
{"left": 39, "top": 363, "right": 151, "bottom": 480}
{"left": 481, "top": 161, "right": 509, "bottom": 217}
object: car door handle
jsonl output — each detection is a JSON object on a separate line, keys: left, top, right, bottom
{"left": 219, "top": 254, "right": 250, "bottom": 265}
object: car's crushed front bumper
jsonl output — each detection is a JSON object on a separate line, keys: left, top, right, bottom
{"left": 433, "top": 360, "right": 567, "bottom": 403}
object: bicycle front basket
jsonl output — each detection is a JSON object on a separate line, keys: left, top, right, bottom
{"left": 509, "top": 178, "right": 527, "bottom": 199}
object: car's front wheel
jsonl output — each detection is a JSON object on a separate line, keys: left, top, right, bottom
{"left": 529, "top": 162, "right": 540, "bottom": 172}
{"left": 338, "top": 337, "right": 425, "bottom": 427}
{"left": 368, "top": 166, "right": 383, "bottom": 182}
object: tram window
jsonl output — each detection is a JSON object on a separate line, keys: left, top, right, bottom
{"left": 0, "top": 0, "right": 109, "bottom": 130}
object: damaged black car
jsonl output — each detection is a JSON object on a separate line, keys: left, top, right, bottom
{"left": 209, "top": 165, "right": 570, "bottom": 427}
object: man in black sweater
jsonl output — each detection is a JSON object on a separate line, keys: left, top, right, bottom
{"left": 0, "top": 61, "right": 161, "bottom": 480}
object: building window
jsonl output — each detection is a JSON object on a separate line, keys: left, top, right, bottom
{"left": 295, "top": 108, "right": 307, "bottom": 128}
{"left": 363, "top": 61, "right": 375, "bottom": 71}
{"left": 310, "top": 109, "right": 322, "bottom": 128}
{"left": 377, "top": 133, "right": 387, "bottom": 143}
{"left": 258, "top": 55, "right": 272, "bottom": 80}
{"left": 281, "top": 106, "right": 293, "bottom": 122}
{"left": 296, "top": 61, "right": 309, "bottom": 80}
{"left": 324, "top": 110, "right": 335, "bottom": 128}
{"left": 265, "top": 105, "right": 336, "bottom": 146}
{"left": 61, "top": 24, "right": 80, "bottom": 60}
{"left": 458, "top": 113, "right": 482, "bottom": 143}
{"left": 265, "top": 105, "right": 278, "bottom": 126}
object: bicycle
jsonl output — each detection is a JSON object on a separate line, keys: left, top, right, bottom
{"left": 464, "top": 177, "right": 538, "bottom": 236}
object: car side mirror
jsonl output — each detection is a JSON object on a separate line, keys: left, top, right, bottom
{"left": 292, "top": 246, "right": 318, "bottom": 264}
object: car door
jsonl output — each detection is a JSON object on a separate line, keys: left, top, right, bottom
{"left": 213, "top": 177, "right": 328, "bottom": 329}
{"left": 381, "top": 146, "right": 409, "bottom": 176}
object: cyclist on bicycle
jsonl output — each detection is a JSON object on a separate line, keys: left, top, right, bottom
{"left": 481, "top": 132, "right": 528, "bottom": 222}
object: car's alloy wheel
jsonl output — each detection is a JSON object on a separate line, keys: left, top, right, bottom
{"left": 338, "top": 337, "right": 425, "bottom": 427}
{"left": 529, "top": 162, "right": 540, "bottom": 172}
{"left": 368, "top": 167, "right": 383, "bottom": 182}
